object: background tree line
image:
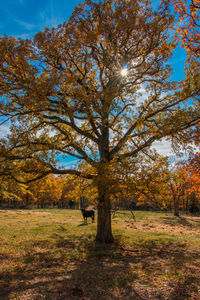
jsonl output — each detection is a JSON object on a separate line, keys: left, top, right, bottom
{"left": 0, "top": 152, "right": 200, "bottom": 216}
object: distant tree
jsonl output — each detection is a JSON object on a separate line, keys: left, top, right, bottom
{"left": 68, "top": 199, "right": 77, "bottom": 209}
{"left": 28, "top": 174, "right": 64, "bottom": 208}
{"left": 182, "top": 152, "right": 200, "bottom": 211}
{"left": 131, "top": 156, "right": 171, "bottom": 210}
{"left": 0, "top": 0, "right": 199, "bottom": 242}
{"left": 61, "top": 173, "right": 97, "bottom": 209}
{"left": 169, "top": 166, "right": 186, "bottom": 216}
{"left": 0, "top": 175, "right": 30, "bottom": 208}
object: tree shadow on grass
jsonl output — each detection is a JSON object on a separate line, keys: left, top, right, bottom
{"left": 0, "top": 234, "right": 200, "bottom": 300}
{"left": 160, "top": 216, "right": 193, "bottom": 227}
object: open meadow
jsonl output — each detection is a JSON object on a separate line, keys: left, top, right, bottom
{"left": 0, "top": 209, "right": 200, "bottom": 300}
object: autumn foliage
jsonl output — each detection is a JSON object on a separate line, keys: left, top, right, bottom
{"left": 173, "top": 0, "right": 200, "bottom": 57}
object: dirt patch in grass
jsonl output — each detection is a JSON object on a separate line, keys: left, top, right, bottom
{"left": 112, "top": 212, "right": 200, "bottom": 237}
{"left": 121, "top": 219, "right": 200, "bottom": 236}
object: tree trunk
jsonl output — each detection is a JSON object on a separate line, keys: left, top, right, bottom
{"left": 174, "top": 196, "right": 180, "bottom": 217}
{"left": 26, "top": 193, "right": 29, "bottom": 207}
{"left": 96, "top": 182, "right": 114, "bottom": 243}
{"left": 96, "top": 112, "right": 114, "bottom": 243}
{"left": 186, "top": 195, "right": 189, "bottom": 213}
{"left": 170, "top": 183, "right": 180, "bottom": 217}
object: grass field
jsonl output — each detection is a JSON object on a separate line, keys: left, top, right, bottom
{"left": 0, "top": 209, "right": 200, "bottom": 299}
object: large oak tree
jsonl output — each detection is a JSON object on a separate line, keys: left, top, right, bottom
{"left": 0, "top": 0, "right": 199, "bottom": 242}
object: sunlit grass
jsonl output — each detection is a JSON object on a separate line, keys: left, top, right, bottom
{"left": 0, "top": 209, "right": 200, "bottom": 299}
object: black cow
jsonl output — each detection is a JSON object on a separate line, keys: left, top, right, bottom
{"left": 81, "top": 208, "right": 95, "bottom": 224}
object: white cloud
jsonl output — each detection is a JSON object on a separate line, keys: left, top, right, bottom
{"left": 0, "top": 125, "right": 10, "bottom": 138}
{"left": 152, "top": 139, "right": 199, "bottom": 167}
{"left": 39, "top": 2, "right": 65, "bottom": 29}
{"left": 152, "top": 138, "right": 173, "bottom": 156}
{"left": 15, "top": 20, "right": 36, "bottom": 31}
{"left": 135, "top": 85, "right": 150, "bottom": 106}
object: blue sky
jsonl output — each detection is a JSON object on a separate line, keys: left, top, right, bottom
{"left": 0, "top": 0, "right": 189, "bottom": 159}
{"left": 0, "top": 0, "right": 81, "bottom": 38}
{"left": 0, "top": 0, "right": 187, "bottom": 80}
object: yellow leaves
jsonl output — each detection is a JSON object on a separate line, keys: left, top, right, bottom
{"left": 29, "top": 174, "right": 64, "bottom": 204}
{"left": 173, "top": 0, "right": 200, "bottom": 57}
{"left": 63, "top": 172, "right": 97, "bottom": 205}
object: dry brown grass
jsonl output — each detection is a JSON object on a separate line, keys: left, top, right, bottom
{"left": 0, "top": 210, "right": 51, "bottom": 215}
{"left": 0, "top": 209, "right": 200, "bottom": 299}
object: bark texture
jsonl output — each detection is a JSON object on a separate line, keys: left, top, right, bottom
{"left": 96, "top": 193, "right": 114, "bottom": 243}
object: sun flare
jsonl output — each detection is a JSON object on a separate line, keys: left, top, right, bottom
{"left": 121, "top": 68, "right": 128, "bottom": 76}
